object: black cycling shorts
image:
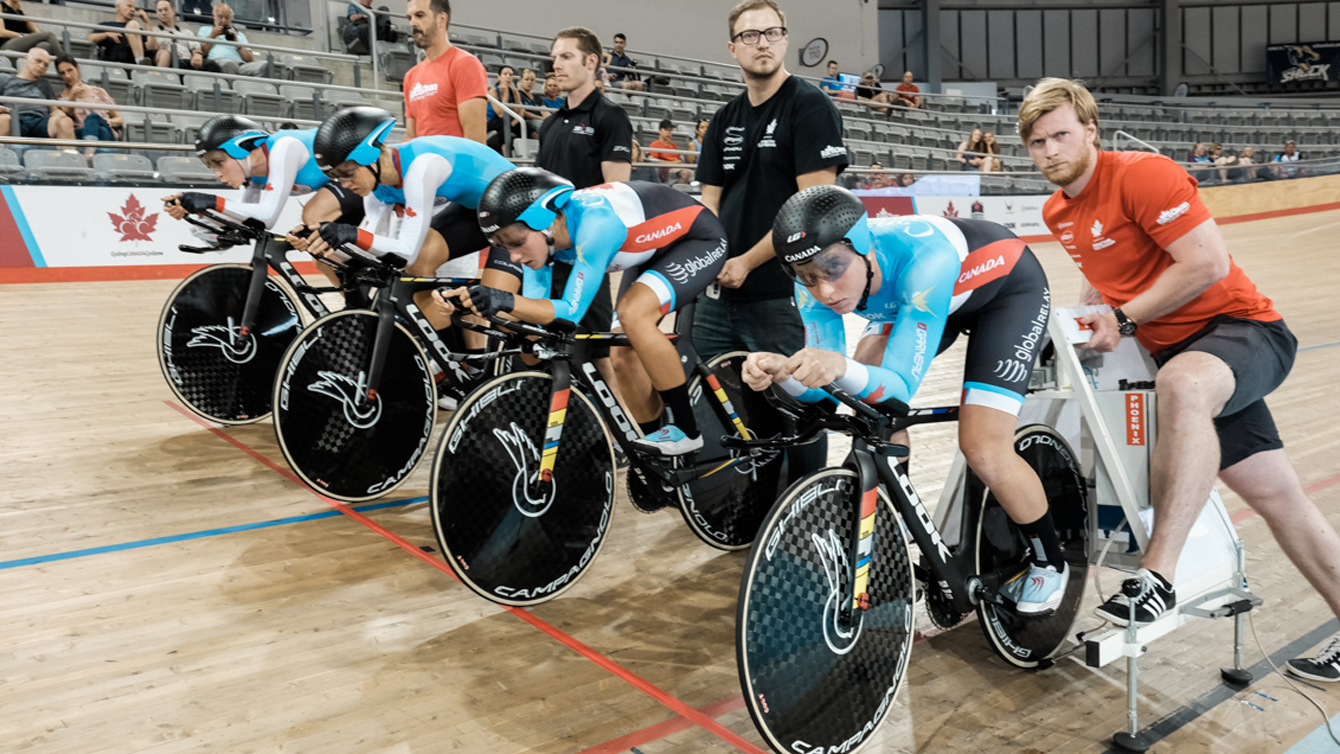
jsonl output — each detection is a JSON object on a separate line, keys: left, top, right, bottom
{"left": 430, "top": 201, "right": 520, "bottom": 283}
{"left": 614, "top": 210, "right": 728, "bottom": 325}
{"left": 318, "top": 182, "right": 366, "bottom": 227}
{"left": 1153, "top": 314, "right": 1297, "bottom": 468}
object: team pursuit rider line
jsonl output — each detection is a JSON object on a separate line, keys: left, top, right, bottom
{"left": 742, "top": 184, "right": 1069, "bottom": 617}
{"left": 441, "top": 167, "right": 729, "bottom": 458}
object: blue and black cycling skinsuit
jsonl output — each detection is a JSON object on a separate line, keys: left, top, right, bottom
{"left": 513, "top": 180, "right": 728, "bottom": 326}
{"left": 787, "top": 215, "right": 1050, "bottom": 415}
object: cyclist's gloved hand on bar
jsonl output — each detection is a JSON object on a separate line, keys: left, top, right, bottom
{"left": 318, "top": 222, "right": 360, "bottom": 249}
{"left": 177, "top": 192, "right": 219, "bottom": 215}
{"left": 465, "top": 284, "right": 514, "bottom": 317}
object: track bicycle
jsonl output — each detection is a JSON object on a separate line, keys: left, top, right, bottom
{"left": 728, "top": 385, "right": 1088, "bottom": 754}
{"left": 427, "top": 301, "right": 787, "bottom": 607}
{"left": 157, "top": 211, "right": 358, "bottom": 425}
{"left": 269, "top": 245, "right": 484, "bottom": 503}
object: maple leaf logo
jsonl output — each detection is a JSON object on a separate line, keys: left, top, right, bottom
{"left": 107, "top": 194, "right": 158, "bottom": 242}
{"left": 404, "top": 206, "right": 417, "bottom": 218}
{"left": 942, "top": 201, "right": 959, "bottom": 218}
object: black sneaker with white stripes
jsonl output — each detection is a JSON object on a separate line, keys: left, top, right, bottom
{"left": 1094, "top": 568, "right": 1176, "bottom": 626}
{"left": 1286, "top": 634, "right": 1340, "bottom": 683}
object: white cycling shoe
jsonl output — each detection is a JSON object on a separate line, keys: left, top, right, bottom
{"left": 632, "top": 425, "right": 704, "bottom": 457}
{"left": 1006, "top": 563, "right": 1069, "bottom": 617}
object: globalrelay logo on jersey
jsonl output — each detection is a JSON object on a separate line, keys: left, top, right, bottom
{"left": 408, "top": 82, "right": 438, "bottom": 102}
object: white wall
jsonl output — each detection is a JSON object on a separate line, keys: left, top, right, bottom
{"left": 446, "top": 0, "right": 880, "bottom": 76}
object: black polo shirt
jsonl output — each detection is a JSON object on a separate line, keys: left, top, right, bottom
{"left": 535, "top": 88, "right": 632, "bottom": 189}
{"left": 697, "top": 75, "right": 848, "bottom": 302}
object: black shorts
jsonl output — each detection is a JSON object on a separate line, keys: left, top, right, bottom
{"left": 318, "top": 183, "right": 365, "bottom": 226}
{"left": 1153, "top": 315, "right": 1297, "bottom": 468}
{"left": 432, "top": 201, "right": 520, "bottom": 283}
{"left": 614, "top": 211, "right": 728, "bottom": 324}
{"left": 18, "top": 111, "right": 49, "bottom": 138}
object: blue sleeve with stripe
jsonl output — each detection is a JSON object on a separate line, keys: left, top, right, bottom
{"left": 863, "top": 238, "right": 959, "bottom": 404}
{"left": 786, "top": 284, "right": 846, "bottom": 404}
{"left": 547, "top": 202, "right": 626, "bottom": 322}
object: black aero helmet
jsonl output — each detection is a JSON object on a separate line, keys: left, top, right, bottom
{"left": 195, "top": 114, "right": 269, "bottom": 158}
{"left": 476, "top": 167, "right": 575, "bottom": 236}
{"left": 313, "top": 106, "right": 397, "bottom": 174}
{"left": 772, "top": 184, "right": 872, "bottom": 266}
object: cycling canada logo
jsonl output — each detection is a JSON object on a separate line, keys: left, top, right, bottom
{"left": 408, "top": 81, "right": 438, "bottom": 102}
{"left": 108, "top": 194, "right": 159, "bottom": 242}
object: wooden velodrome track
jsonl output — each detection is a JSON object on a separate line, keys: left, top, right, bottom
{"left": 3, "top": 186, "right": 1338, "bottom": 753}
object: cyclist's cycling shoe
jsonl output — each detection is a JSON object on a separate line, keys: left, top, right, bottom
{"left": 1286, "top": 634, "right": 1340, "bottom": 683}
{"left": 633, "top": 426, "right": 704, "bottom": 457}
{"left": 1094, "top": 568, "right": 1176, "bottom": 626}
{"left": 1004, "top": 563, "right": 1068, "bottom": 617}
{"left": 435, "top": 372, "right": 484, "bottom": 412}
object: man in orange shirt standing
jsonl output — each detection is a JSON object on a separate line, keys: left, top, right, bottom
{"left": 402, "top": 0, "right": 486, "bottom": 142}
{"left": 1021, "top": 77, "right": 1340, "bottom": 683}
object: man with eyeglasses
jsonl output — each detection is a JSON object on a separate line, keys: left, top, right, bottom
{"left": 693, "top": 0, "right": 849, "bottom": 490}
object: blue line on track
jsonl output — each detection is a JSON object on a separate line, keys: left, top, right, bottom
{"left": 1300, "top": 341, "right": 1340, "bottom": 352}
{"left": 1285, "top": 710, "right": 1340, "bottom": 754}
{"left": 0, "top": 496, "right": 428, "bottom": 571}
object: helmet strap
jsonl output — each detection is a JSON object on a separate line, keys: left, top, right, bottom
{"left": 369, "top": 155, "right": 382, "bottom": 187}
{"left": 856, "top": 251, "right": 874, "bottom": 312}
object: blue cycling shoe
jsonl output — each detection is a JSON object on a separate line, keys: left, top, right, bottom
{"left": 1004, "top": 563, "right": 1069, "bottom": 617}
{"left": 632, "top": 425, "right": 704, "bottom": 457}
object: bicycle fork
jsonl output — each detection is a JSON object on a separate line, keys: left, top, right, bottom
{"left": 840, "top": 449, "right": 881, "bottom": 629}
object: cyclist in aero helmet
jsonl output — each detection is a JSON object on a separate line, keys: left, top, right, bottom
{"left": 742, "top": 184, "right": 1069, "bottom": 617}
{"left": 162, "top": 114, "right": 366, "bottom": 304}
{"left": 302, "top": 106, "right": 523, "bottom": 335}
{"left": 442, "top": 167, "right": 729, "bottom": 457}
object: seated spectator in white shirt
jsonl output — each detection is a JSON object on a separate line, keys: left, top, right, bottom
{"left": 148, "top": 0, "right": 217, "bottom": 71}
{"left": 1273, "top": 139, "right": 1304, "bottom": 178}
{"left": 196, "top": 3, "right": 267, "bottom": 76}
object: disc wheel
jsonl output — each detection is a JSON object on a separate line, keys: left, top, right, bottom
{"left": 676, "top": 351, "right": 785, "bottom": 550}
{"left": 431, "top": 372, "right": 616, "bottom": 607}
{"left": 272, "top": 310, "right": 436, "bottom": 502}
{"left": 157, "top": 263, "right": 304, "bottom": 424}
{"left": 738, "top": 468, "right": 915, "bottom": 754}
{"left": 974, "top": 424, "right": 1089, "bottom": 668}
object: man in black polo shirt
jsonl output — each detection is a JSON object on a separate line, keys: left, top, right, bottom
{"left": 534, "top": 26, "right": 633, "bottom": 413}
{"left": 695, "top": 0, "right": 848, "bottom": 477}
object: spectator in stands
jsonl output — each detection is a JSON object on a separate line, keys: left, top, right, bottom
{"left": 863, "top": 162, "right": 891, "bottom": 189}
{"left": 1186, "top": 141, "right": 1213, "bottom": 183}
{"left": 956, "top": 127, "right": 984, "bottom": 170}
{"left": 197, "top": 3, "right": 266, "bottom": 76}
{"left": 897, "top": 171, "right": 916, "bottom": 187}
{"left": 149, "top": 0, "right": 217, "bottom": 71}
{"left": 1274, "top": 139, "right": 1304, "bottom": 179}
{"left": 629, "top": 139, "right": 658, "bottom": 182}
{"left": 89, "top": 0, "right": 149, "bottom": 66}
{"left": 514, "top": 68, "right": 548, "bottom": 131}
{"left": 54, "top": 54, "right": 121, "bottom": 157}
{"left": 540, "top": 73, "right": 564, "bottom": 109}
{"left": 0, "top": 48, "right": 76, "bottom": 142}
{"left": 403, "top": 0, "right": 486, "bottom": 142}
{"left": 605, "top": 33, "right": 644, "bottom": 92}
{"left": 855, "top": 71, "right": 892, "bottom": 112}
{"left": 894, "top": 70, "right": 922, "bottom": 108}
{"left": 0, "top": 0, "right": 59, "bottom": 56}
{"left": 1230, "top": 145, "right": 1259, "bottom": 182}
{"left": 687, "top": 118, "right": 708, "bottom": 164}
{"left": 819, "top": 60, "right": 842, "bottom": 96}
{"left": 648, "top": 118, "right": 693, "bottom": 184}
{"left": 979, "top": 131, "right": 1002, "bottom": 172}
{"left": 344, "top": 0, "right": 395, "bottom": 55}
{"left": 486, "top": 65, "right": 526, "bottom": 155}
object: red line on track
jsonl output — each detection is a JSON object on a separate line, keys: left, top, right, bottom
{"left": 164, "top": 400, "right": 767, "bottom": 754}
{"left": 0, "top": 261, "right": 320, "bottom": 284}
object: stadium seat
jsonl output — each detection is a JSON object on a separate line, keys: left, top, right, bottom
{"left": 0, "top": 57, "right": 14, "bottom": 73}
{"left": 123, "top": 118, "right": 178, "bottom": 143}
{"left": 173, "top": 113, "right": 210, "bottom": 144}
{"left": 329, "top": 90, "right": 367, "bottom": 110}
{"left": 234, "top": 79, "right": 285, "bottom": 118}
{"left": 281, "top": 54, "right": 333, "bottom": 85}
{"left": 184, "top": 75, "right": 237, "bottom": 113}
{"left": 280, "top": 84, "right": 324, "bottom": 121}
{"left": 133, "top": 70, "right": 190, "bottom": 110}
{"left": 23, "top": 149, "right": 95, "bottom": 181}
{"left": 0, "top": 146, "right": 24, "bottom": 180}
{"left": 81, "top": 64, "right": 134, "bottom": 105}
{"left": 93, "top": 153, "right": 157, "bottom": 182}
{"left": 379, "top": 48, "right": 417, "bottom": 81}
{"left": 157, "top": 154, "right": 216, "bottom": 184}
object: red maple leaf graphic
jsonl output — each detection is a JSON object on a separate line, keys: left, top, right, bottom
{"left": 404, "top": 205, "right": 417, "bottom": 218}
{"left": 864, "top": 385, "right": 887, "bottom": 404}
{"left": 942, "top": 201, "right": 959, "bottom": 218}
{"left": 108, "top": 193, "right": 159, "bottom": 242}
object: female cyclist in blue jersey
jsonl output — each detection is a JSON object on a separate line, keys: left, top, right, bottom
{"left": 300, "top": 107, "right": 523, "bottom": 336}
{"left": 742, "top": 184, "right": 1068, "bottom": 616}
{"left": 161, "top": 114, "right": 366, "bottom": 303}
{"left": 441, "top": 167, "right": 729, "bottom": 457}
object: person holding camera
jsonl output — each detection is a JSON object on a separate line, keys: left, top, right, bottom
{"left": 88, "top": 0, "right": 149, "bottom": 65}
{"left": 604, "top": 33, "right": 644, "bottom": 92}
{"left": 196, "top": 3, "right": 266, "bottom": 76}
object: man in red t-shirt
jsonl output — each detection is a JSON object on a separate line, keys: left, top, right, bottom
{"left": 894, "top": 70, "right": 921, "bottom": 108}
{"left": 402, "top": 0, "right": 486, "bottom": 142}
{"left": 1021, "top": 77, "right": 1340, "bottom": 683}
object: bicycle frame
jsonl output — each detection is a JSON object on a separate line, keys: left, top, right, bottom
{"left": 359, "top": 273, "right": 476, "bottom": 405}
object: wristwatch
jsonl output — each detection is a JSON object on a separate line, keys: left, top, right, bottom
{"left": 1113, "top": 307, "right": 1138, "bottom": 337}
